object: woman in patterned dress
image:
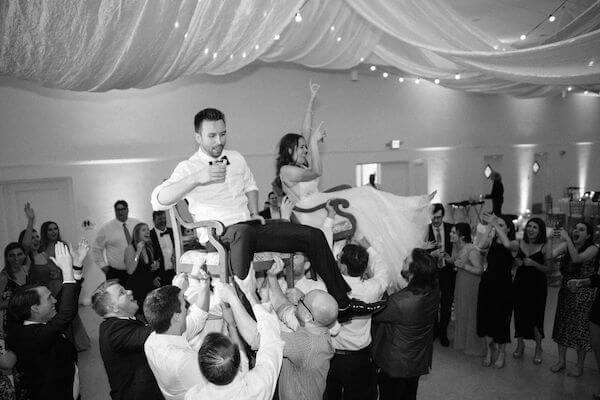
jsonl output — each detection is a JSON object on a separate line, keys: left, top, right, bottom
{"left": 550, "top": 221, "right": 599, "bottom": 377}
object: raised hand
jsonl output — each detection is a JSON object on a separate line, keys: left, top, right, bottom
{"left": 50, "top": 242, "right": 74, "bottom": 280}
{"left": 325, "top": 200, "right": 336, "bottom": 219}
{"left": 309, "top": 80, "right": 320, "bottom": 98}
{"left": 266, "top": 255, "right": 285, "bottom": 276}
{"left": 213, "top": 281, "right": 237, "bottom": 304}
{"left": 172, "top": 273, "right": 190, "bottom": 292}
{"left": 24, "top": 203, "right": 35, "bottom": 222}
{"left": 71, "top": 239, "right": 90, "bottom": 266}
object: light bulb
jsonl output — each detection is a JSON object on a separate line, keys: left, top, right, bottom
{"left": 242, "top": 52, "right": 247, "bottom": 58}
{"left": 274, "top": 34, "right": 280, "bottom": 40}
{"left": 295, "top": 12, "right": 302, "bottom": 23}
{"left": 204, "top": 48, "right": 209, "bottom": 55}
{"left": 589, "top": 60, "right": 595, "bottom": 67}
{"left": 398, "top": 77, "right": 404, "bottom": 83}
{"left": 415, "top": 78, "right": 421, "bottom": 84}
{"left": 174, "top": 21, "right": 179, "bottom": 29}
{"left": 548, "top": 15, "right": 556, "bottom": 22}
{"left": 184, "top": 33, "right": 188, "bottom": 39}
{"left": 330, "top": 26, "right": 335, "bottom": 32}
{"left": 336, "top": 36, "right": 341, "bottom": 42}
{"left": 255, "top": 44, "right": 260, "bottom": 50}
{"left": 382, "top": 72, "right": 389, "bottom": 78}
{"left": 359, "top": 57, "right": 365, "bottom": 62}
{"left": 434, "top": 78, "right": 440, "bottom": 84}
{"left": 520, "top": 34, "right": 526, "bottom": 40}
{"left": 455, "top": 73, "right": 461, "bottom": 80}
{"left": 212, "top": 52, "right": 217, "bottom": 59}
{"left": 567, "top": 86, "right": 573, "bottom": 91}
{"left": 370, "top": 65, "right": 376, "bottom": 71}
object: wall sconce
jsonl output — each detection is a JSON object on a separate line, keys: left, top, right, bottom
{"left": 483, "top": 164, "right": 493, "bottom": 179}
{"left": 386, "top": 140, "right": 403, "bottom": 149}
{"left": 532, "top": 161, "right": 540, "bottom": 174}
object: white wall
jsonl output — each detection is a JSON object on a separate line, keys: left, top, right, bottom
{"left": 1, "top": 64, "right": 599, "bottom": 297}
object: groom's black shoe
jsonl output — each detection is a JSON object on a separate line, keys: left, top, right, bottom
{"left": 338, "top": 298, "right": 386, "bottom": 322}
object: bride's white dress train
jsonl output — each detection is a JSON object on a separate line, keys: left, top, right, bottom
{"left": 285, "top": 178, "right": 431, "bottom": 290}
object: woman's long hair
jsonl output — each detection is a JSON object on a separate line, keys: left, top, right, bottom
{"left": 39, "top": 221, "right": 62, "bottom": 252}
{"left": 497, "top": 215, "right": 516, "bottom": 241}
{"left": 523, "top": 217, "right": 547, "bottom": 244}
{"left": 454, "top": 223, "right": 472, "bottom": 244}
{"left": 273, "top": 133, "right": 304, "bottom": 196}
{"left": 131, "top": 223, "right": 153, "bottom": 262}
{"left": 560, "top": 221, "right": 596, "bottom": 275}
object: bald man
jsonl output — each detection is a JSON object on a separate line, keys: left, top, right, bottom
{"left": 265, "top": 260, "right": 337, "bottom": 400}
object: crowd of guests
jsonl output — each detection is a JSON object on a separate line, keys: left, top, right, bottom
{"left": 0, "top": 98, "right": 598, "bottom": 400}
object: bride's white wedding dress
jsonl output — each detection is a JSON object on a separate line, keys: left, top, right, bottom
{"left": 283, "top": 177, "right": 431, "bottom": 290}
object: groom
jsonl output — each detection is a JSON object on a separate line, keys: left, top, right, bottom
{"left": 151, "top": 108, "right": 384, "bottom": 320}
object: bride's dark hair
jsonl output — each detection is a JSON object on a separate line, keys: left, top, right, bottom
{"left": 274, "top": 133, "right": 304, "bottom": 196}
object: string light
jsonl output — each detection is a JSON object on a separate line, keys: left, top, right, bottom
{"left": 359, "top": 57, "right": 365, "bottom": 62}
{"left": 548, "top": 15, "right": 556, "bottom": 22}
{"left": 398, "top": 77, "right": 404, "bottom": 83}
{"left": 567, "top": 86, "right": 573, "bottom": 91}
{"left": 174, "top": 21, "right": 180, "bottom": 29}
{"left": 589, "top": 60, "right": 595, "bottom": 67}
{"left": 455, "top": 73, "right": 461, "bottom": 80}
{"left": 415, "top": 78, "right": 421, "bottom": 84}
{"left": 255, "top": 44, "right": 260, "bottom": 50}
{"left": 520, "top": 34, "right": 527, "bottom": 40}
{"left": 242, "top": 52, "right": 247, "bottom": 58}
{"left": 382, "top": 72, "right": 389, "bottom": 78}
{"left": 204, "top": 48, "right": 209, "bottom": 55}
{"left": 370, "top": 65, "right": 376, "bottom": 71}
{"left": 295, "top": 12, "right": 302, "bottom": 23}
{"left": 230, "top": 54, "right": 234, "bottom": 59}
{"left": 274, "top": 34, "right": 280, "bottom": 40}
{"left": 520, "top": 0, "right": 569, "bottom": 43}
{"left": 434, "top": 78, "right": 440, "bottom": 84}
{"left": 336, "top": 36, "right": 342, "bottom": 42}
{"left": 330, "top": 26, "right": 335, "bottom": 31}
{"left": 212, "top": 52, "right": 218, "bottom": 59}
{"left": 184, "top": 33, "right": 188, "bottom": 39}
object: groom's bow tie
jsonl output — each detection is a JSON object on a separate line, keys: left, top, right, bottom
{"left": 209, "top": 155, "right": 230, "bottom": 165}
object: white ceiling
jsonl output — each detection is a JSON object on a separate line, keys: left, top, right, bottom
{"left": 451, "top": 0, "right": 597, "bottom": 45}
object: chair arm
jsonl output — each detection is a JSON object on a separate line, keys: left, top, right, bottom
{"left": 323, "top": 184, "right": 352, "bottom": 193}
{"left": 293, "top": 198, "right": 356, "bottom": 241}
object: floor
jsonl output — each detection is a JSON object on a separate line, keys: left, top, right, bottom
{"left": 78, "top": 286, "right": 599, "bottom": 400}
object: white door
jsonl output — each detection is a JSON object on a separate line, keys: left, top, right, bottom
{"left": 0, "top": 178, "right": 76, "bottom": 265}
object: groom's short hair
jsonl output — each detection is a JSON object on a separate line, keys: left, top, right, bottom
{"left": 194, "top": 108, "right": 225, "bottom": 133}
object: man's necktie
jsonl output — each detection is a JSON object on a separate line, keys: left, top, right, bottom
{"left": 123, "top": 223, "right": 132, "bottom": 245}
{"left": 435, "top": 227, "right": 444, "bottom": 267}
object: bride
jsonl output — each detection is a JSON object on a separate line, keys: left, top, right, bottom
{"left": 275, "top": 82, "right": 432, "bottom": 290}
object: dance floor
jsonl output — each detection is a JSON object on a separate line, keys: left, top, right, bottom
{"left": 78, "top": 286, "right": 598, "bottom": 400}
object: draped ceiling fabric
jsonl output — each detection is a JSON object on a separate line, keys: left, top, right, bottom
{"left": 1, "top": 0, "right": 599, "bottom": 96}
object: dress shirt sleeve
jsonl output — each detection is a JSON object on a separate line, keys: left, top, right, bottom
{"left": 364, "top": 248, "right": 390, "bottom": 299}
{"left": 281, "top": 330, "right": 310, "bottom": 364}
{"left": 107, "top": 321, "right": 153, "bottom": 353}
{"left": 183, "top": 305, "right": 209, "bottom": 341}
{"left": 177, "top": 345, "right": 207, "bottom": 391}
{"left": 92, "top": 225, "right": 108, "bottom": 267}
{"left": 246, "top": 304, "right": 284, "bottom": 399}
{"left": 151, "top": 161, "right": 192, "bottom": 211}
{"left": 239, "top": 155, "right": 258, "bottom": 194}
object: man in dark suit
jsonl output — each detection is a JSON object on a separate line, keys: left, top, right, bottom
{"left": 150, "top": 210, "right": 176, "bottom": 286}
{"left": 258, "top": 191, "right": 281, "bottom": 220}
{"left": 7, "top": 242, "right": 85, "bottom": 400}
{"left": 91, "top": 279, "right": 163, "bottom": 400}
{"left": 425, "top": 203, "right": 455, "bottom": 347}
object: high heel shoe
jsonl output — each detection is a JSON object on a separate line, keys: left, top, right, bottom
{"left": 550, "top": 362, "right": 565, "bottom": 373}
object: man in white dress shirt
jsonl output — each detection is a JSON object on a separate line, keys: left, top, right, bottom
{"left": 326, "top": 239, "right": 389, "bottom": 400}
{"left": 185, "top": 304, "right": 284, "bottom": 400}
{"left": 143, "top": 277, "right": 211, "bottom": 400}
{"left": 93, "top": 200, "right": 141, "bottom": 284}
{"left": 151, "top": 108, "right": 383, "bottom": 320}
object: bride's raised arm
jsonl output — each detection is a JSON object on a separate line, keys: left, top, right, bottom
{"left": 302, "top": 80, "right": 320, "bottom": 139}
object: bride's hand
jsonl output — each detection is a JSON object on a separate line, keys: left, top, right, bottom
{"left": 311, "top": 121, "right": 326, "bottom": 143}
{"left": 309, "top": 80, "right": 320, "bottom": 98}
{"left": 280, "top": 196, "right": 295, "bottom": 221}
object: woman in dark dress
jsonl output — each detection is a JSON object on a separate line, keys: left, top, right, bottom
{"left": 512, "top": 217, "right": 552, "bottom": 365}
{"left": 477, "top": 214, "right": 518, "bottom": 368}
{"left": 124, "top": 222, "right": 161, "bottom": 308}
{"left": 567, "top": 266, "right": 600, "bottom": 399}
{"left": 550, "top": 222, "right": 598, "bottom": 377}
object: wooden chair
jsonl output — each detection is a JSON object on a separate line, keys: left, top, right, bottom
{"left": 168, "top": 196, "right": 357, "bottom": 287}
